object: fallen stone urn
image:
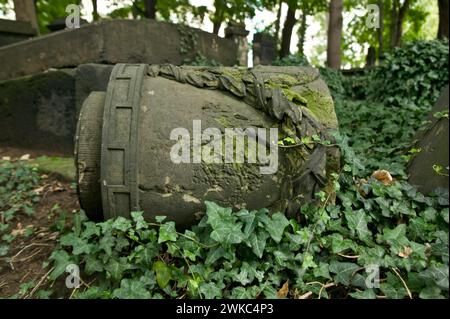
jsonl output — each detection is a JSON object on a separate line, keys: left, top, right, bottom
{"left": 75, "top": 63, "right": 339, "bottom": 228}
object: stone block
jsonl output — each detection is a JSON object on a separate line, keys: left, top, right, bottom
{"left": 0, "top": 20, "right": 239, "bottom": 81}
{"left": 408, "top": 85, "right": 449, "bottom": 194}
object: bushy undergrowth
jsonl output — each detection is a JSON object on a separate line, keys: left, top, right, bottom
{"left": 366, "top": 40, "right": 449, "bottom": 109}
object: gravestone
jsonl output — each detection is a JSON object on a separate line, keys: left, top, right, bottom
{"left": 253, "top": 32, "right": 277, "bottom": 66}
{"left": 408, "top": 85, "right": 449, "bottom": 194}
{"left": 0, "top": 69, "right": 76, "bottom": 154}
{"left": 225, "top": 22, "right": 249, "bottom": 66}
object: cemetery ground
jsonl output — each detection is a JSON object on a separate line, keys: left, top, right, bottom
{"left": 0, "top": 41, "right": 448, "bottom": 299}
{"left": 0, "top": 147, "right": 78, "bottom": 298}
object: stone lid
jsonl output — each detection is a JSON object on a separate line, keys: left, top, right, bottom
{"left": 0, "top": 18, "right": 36, "bottom": 35}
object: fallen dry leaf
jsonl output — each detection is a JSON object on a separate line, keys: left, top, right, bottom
{"left": 372, "top": 170, "right": 394, "bottom": 186}
{"left": 2, "top": 156, "right": 11, "bottom": 161}
{"left": 398, "top": 246, "right": 413, "bottom": 258}
{"left": 277, "top": 281, "right": 289, "bottom": 299}
{"left": 33, "top": 186, "right": 45, "bottom": 195}
{"left": 19, "top": 154, "right": 31, "bottom": 161}
{"left": 49, "top": 182, "right": 65, "bottom": 192}
{"left": 11, "top": 223, "right": 24, "bottom": 236}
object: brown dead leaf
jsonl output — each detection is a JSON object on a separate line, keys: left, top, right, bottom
{"left": 398, "top": 246, "right": 413, "bottom": 258}
{"left": 277, "top": 281, "right": 289, "bottom": 299}
{"left": 49, "top": 182, "right": 65, "bottom": 192}
{"left": 11, "top": 223, "right": 24, "bottom": 236}
{"left": 19, "top": 154, "right": 31, "bottom": 161}
{"left": 372, "top": 170, "right": 394, "bottom": 186}
{"left": 34, "top": 186, "right": 45, "bottom": 195}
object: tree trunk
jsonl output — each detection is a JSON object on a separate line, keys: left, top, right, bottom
{"left": 326, "top": 0, "right": 343, "bottom": 69}
{"left": 377, "top": 0, "right": 384, "bottom": 61}
{"left": 390, "top": 0, "right": 410, "bottom": 48}
{"left": 144, "top": 0, "right": 157, "bottom": 19}
{"left": 297, "top": 11, "right": 307, "bottom": 55}
{"left": 13, "top": 0, "right": 39, "bottom": 33}
{"left": 213, "top": 21, "right": 221, "bottom": 34}
{"left": 279, "top": 2, "right": 297, "bottom": 58}
{"left": 212, "top": 0, "right": 224, "bottom": 35}
{"left": 92, "top": 0, "right": 99, "bottom": 21}
{"left": 438, "top": 0, "right": 449, "bottom": 39}
{"left": 274, "top": 0, "right": 283, "bottom": 41}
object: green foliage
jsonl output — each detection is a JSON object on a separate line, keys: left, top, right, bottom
{"left": 0, "top": 159, "right": 40, "bottom": 222}
{"left": 43, "top": 174, "right": 448, "bottom": 299}
{"left": 36, "top": 0, "right": 82, "bottom": 34}
{"left": 318, "top": 67, "right": 346, "bottom": 100}
{"left": 367, "top": 40, "right": 449, "bottom": 109}
{"left": 0, "top": 159, "right": 41, "bottom": 259}
{"left": 271, "top": 54, "right": 310, "bottom": 67}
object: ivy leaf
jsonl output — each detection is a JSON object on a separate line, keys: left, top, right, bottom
{"left": 263, "top": 212, "right": 290, "bottom": 243}
{"left": 199, "top": 282, "right": 223, "bottom": 299}
{"left": 113, "top": 279, "right": 151, "bottom": 299}
{"left": 83, "top": 254, "right": 103, "bottom": 275}
{"left": 379, "top": 224, "right": 408, "bottom": 245}
{"left": 349, "top": 289, "right": 376, "bottom": 299}
{"left": 248, "top": 229, "right": 269, "bottom": 258}
{"left": 419, "top": 286, "right": 445, "bottom": 299}
{"left": 48, "top": 250, "right": 72, "bottom": 280}
{"left": 131, "top": 211, "right": 147, "bottom": 230}
{"left": 99, "top": 234, "right": 115, "bottom": 256}
{"left": 112, "top": 217, "right": 132, "bottom": 232}
{"left": 158, "top": 221, "right": 178, "bottom": 243}
{"left": 105, "top": 257, "right": 129, "bottom": 282}
{"left": 152, "top": 261, "right": 172, "bottom": 289}
{"left": 205, "top": 201, "right": 244, "bottom": 244}
{"left": 345, "top": 209, "right": 372, "bottom": 241}
{"left": 0, "top": 244, "right": 9, "bottom": 257}
{"left": 230, "top": 286, "right": 258, "bottom": 299}
{"left": 329, "top": 261, "right": 360, "bottom": 286}
{"left": 418, "top": 265, "right": 449, "bottom": 290}
{"left": 313, "top": 262, "right": 332, "bottom": 280}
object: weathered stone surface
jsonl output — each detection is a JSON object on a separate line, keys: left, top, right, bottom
{"left": 408, "top": 85, "right": 449, "bottom": 194}
{"left": 75, "top": 63, "right": 339, "bottom": 227}
{"left": 0, "top": 18, "right": 36, "bottom": 47}
{"left": 0, "top": 69, "right": 76, "bottom": 154}
{"left": 75, "top": 64, "right": 113, "bottom": 114}
{"left": 0, "top": 20, "right": 239, "bottom": 81}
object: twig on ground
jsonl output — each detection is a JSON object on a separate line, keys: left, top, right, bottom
{"left": 9, "top": 243, "right": 52, "bottom": 270}
{"left": 24, "top": 267, "right": 54, "bottom": 299}
{"left": 391, "top": 267, "right": 413, "bottom": 299}
{"left": 299, "top": 282, "right": 335, "bottom": 299}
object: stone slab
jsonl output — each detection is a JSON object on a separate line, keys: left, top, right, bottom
{"left": 408, "top": 85, "right": 449, "bottom": 194}
{"left": 0, "top": 69, "right": 76, "bottom": 154}
{"left": 0, "top": 19, "right": 238, "bottom": 81}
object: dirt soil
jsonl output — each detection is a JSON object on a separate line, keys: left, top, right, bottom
{"left": 0, "top": 147, "right": 79, "bottom": 298}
